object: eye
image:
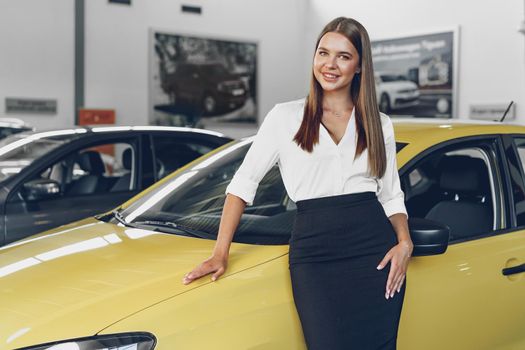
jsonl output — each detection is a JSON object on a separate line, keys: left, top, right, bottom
{"left": 339, "top": 54, "right": 351, "bottom": 60}
{"left": 317, "top": 50, "right": 328, "bottom": 56}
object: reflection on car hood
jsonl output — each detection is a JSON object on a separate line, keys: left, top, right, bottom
{"left": 0, "top": 218, "right": 288, "bottom": 349}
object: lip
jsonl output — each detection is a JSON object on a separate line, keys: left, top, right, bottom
{"left": 321, "top": 72, "right": 340, "bottom": 81}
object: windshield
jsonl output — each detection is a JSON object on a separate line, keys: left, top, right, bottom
{"left": 0, "top": 133, "right": 69, "bottom": 180}
{"left": 118, "top": 140, "right": 408, "bottom": 245}
{"left": 379, "top": 74, "right": 408, "bottom": 82}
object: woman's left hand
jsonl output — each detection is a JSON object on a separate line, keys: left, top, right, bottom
{"left": 377, "top": 240, "right": 413, "bottom": 299}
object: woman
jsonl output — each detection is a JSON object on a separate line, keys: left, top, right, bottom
{"left": 183, "top": 17, "right": 413, "bottom": 349}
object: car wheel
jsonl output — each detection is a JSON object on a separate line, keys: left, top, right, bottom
{"left": 202, "top": 95, "right": 216, "bottom": 115}
{"left": 379, "top": 93, "right": 391, "bottom": 113}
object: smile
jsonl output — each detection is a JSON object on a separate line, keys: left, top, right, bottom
{"left": 322, "top": 72, "right": 340, "bottom": 80}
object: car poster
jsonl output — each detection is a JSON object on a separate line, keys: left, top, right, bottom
{"left": 371, "top": 30, "right": 458, "bottom": 118}
{"left": 149, "top": 30, "right": 258, "bottom": 128}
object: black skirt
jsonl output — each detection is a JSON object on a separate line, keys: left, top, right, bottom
{"left": 289, "top": 192, "right": 406, "bottom": 350}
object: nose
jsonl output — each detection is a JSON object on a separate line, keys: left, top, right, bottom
{"left": 324, "top": 55, "right": 337, "bottom": 69}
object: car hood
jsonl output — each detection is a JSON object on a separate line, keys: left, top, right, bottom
{"left": 0, "top": 217, "right": 288, "bottom": 349}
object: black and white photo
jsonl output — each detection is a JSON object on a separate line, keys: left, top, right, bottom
{"left": 150, "top": 31, "right": 257, "bottom": 127}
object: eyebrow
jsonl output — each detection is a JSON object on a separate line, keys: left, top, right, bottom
{"left": 317, "top": 47, "right": 353, "bottom": 55}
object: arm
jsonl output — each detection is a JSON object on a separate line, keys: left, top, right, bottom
{"left": 378, "top": 213, "right": 412, "bottom": 299}
{"left": 212, "top": 194, "right": 247, "bottom": 259}
{"left": 376, "top": 116, "right": 413, "bottom": 299}
{"left": 182, "top": 194, "right": 246, "bottom": 284}
{"left": 183, "top": 106, "right": 281, "bottom": 285}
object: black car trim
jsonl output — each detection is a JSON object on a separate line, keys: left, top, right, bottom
{"left": 500, "top": 134, "right": 525, "bottom": 232}
{"left": 496, "top": 135, "right": 515, "bottom": 229}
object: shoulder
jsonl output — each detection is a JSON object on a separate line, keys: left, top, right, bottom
{"left": 272, "top": 98, "right": 305, "bottom": 116}
{"left": 264, "top": 98, "right": 305, "bottom": 125}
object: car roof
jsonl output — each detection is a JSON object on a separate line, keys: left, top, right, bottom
{"left": 393, "top": 118, "right": 525, "bottom": 145}
{"left": 0, "top": 118, "right": 32, "bottom": 129}
{"left": 14, "top": 125, "right": 227, "bottom": 140}
{"left": 237, "top": 118, "right": 525, "bottom": 149}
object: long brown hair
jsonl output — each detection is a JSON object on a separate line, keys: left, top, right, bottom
{"left": 293, "top": 17, "right": 386, "bottom": 178}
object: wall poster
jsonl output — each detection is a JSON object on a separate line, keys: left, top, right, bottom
{"left": 371, "top": 29, "right": 459, "bottom": 118}
{"left": 150, "top": 30, "right": 257, "bottom": 128}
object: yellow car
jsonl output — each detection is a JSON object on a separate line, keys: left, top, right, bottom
{"left": 1, "top": 120, "right": 525, "bottom": 350}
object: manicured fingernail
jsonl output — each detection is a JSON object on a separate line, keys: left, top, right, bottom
{"left": 385, "top": 293, "right": 389, "bottom": 299}
{"left": 211, "top": 277, "right": 216, "bottom": 281}
{"left": 390, "top": 292, "right": 394, "bottom": 298}
{"left": 376, "top": 265, "right": 381, "bottom": 270}
{"left": 397, "top": 288, "right": 400, "bottom": 293}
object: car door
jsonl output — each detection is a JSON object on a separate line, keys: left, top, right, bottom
{"left": 396, "top": 136, "right": 525, "bottom": 349}
{"left": 3, "top": 137, "right": 141, "bottom": 244}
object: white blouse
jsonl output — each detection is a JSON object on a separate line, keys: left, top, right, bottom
{"left": 225, "top": 99, "right": 408, "bottom": 218}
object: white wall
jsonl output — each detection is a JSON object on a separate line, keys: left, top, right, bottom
{"left": 307, "top": 0, "right": 525, "bottom": 122}
{"left": 0, "top": 0, "right": 74, "bottom": 129}
{"left": 3, "top": 1, "right": 524, "bottom": 132}
{"left": 84, "top": 0, "right": 309, "bottom": 138}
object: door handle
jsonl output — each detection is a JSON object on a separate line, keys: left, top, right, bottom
{"left": 502, "top": 263, "right": 525, "bottom": 276}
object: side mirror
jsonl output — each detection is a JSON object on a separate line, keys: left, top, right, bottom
{"left": 22, "top": 179, "right": 60, "bottom": 202}
{"left": 409, "top": 217, "right": 450, "bottom": 257}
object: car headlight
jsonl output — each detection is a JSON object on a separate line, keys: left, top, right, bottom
{"left": 16, "top": 332, "right": 156, "bottom": 350}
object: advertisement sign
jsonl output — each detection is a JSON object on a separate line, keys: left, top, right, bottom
{"left": 371, "top": 29, "right": 458, "bottom": 118}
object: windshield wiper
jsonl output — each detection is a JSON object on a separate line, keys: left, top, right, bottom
{"left": 112, "top": 210, "right": 213, "bottom": 239}
{"left": 112, "top": 209, "right": 140, "bottom": 228}
{"left": 132, "top": 219, "right": 214, "bottom": 239}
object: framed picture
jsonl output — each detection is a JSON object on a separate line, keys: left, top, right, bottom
{"left": 149, "top": 30, "right": 258, "bottom": 128}
{"left": 371, "top": 28, "right": 459, "bottom": 118}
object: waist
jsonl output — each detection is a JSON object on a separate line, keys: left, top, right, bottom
{"left": 295, "top": 192, "right": 377, "bottom": 213}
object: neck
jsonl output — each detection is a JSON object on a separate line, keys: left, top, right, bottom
{"left": 322, "top": 90, "right": 354, "bottom": 111}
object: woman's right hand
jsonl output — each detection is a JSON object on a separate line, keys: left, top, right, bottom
{"left": 182, "top": 254, "right": 228, "bottom": 285}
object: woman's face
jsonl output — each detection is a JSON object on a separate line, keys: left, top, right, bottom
{"left": 313, "top": 32, "right": 361, "bottom": 94}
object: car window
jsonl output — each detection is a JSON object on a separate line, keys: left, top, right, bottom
{"left": 401, "top": 143, "right": 498, "bottom": 242}
{"left": 152, "top": 135, "right": 214, "bottom": 180}
{"left": 13, "top": 141, "right": 137, "bottom": 203}
{"left": 509, "top": 137, "right": 525, "bottom": 226}
{"left": 0, "top": 127, "right": 29, "bottom": 139}
{"left": 0, "top": 136, "right": 67, "bottom": 181}
{"left": 120, "top": 142, "right": 292, "bottom": 245}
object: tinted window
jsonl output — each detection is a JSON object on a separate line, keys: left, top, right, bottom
{"left": 152, "top": 135, "right": 214, "bottom": 180}
{"left": 401, "top": 143, "right": 498, "bottom": 241}
{"left": 120, "top": 141, "right": 291, "bottom": 245}
{"left": 0, "top": 136, "right": 67, "bottom": 180}
{"left": 12, "top": 141, "right": 137, "bottom": 203}
{"left": 510, "top": 138, "right": 525, "bottom": 226}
